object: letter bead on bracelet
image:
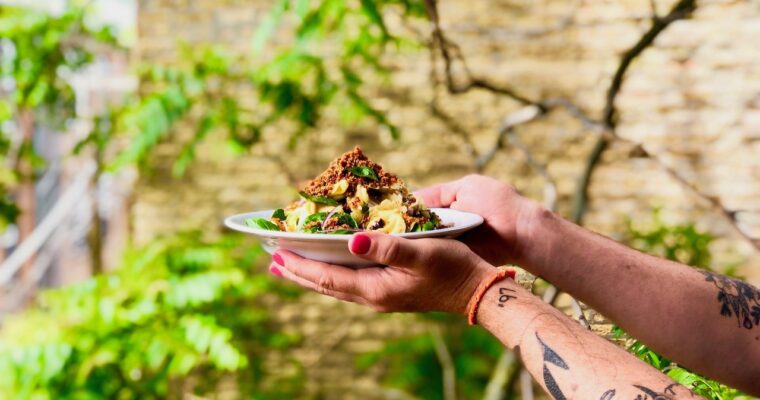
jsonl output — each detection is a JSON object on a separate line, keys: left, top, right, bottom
{"left": 466, "top": 268, "right": 516, "bottom": 325}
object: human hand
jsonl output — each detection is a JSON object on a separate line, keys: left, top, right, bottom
{"left": 269, "top": 232, "right": 495, "bottom": 314}
{"left": 415, "top": 174, "right": 539, "bottom": 266}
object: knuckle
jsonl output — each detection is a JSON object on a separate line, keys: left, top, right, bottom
{"left": 382, "top": 239, "right": 403, "bottom": 266}
{"left": 315, "top": 272, "right": 336, "bottom": 295}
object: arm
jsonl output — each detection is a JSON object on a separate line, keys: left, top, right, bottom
{"left": 270, "top": 232, "right": 696, "bottom": 399}
{"left": 417, "top": 175, "right": 760, "bottom": 395}
{"left": 518, "top": 206, "right": 760, "bottom": 394}
{"left": 478, "top": 278, "right": 695, "bottom": 400}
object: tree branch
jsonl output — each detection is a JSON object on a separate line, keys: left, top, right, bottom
{"left": 431, "top": 325, "right": 457, "bottom": 400}
{"left": 571, "top": 0, "right": 697, "bottom": 225}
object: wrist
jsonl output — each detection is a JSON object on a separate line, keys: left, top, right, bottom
{"left": 453, "top": 260, "right": 497, "bottom": 316}
{"left": 512, "top": 200, "right": 558, "bottom": 270}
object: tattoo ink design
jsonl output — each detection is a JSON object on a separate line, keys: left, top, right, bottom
{"left": 497, "top": 287, "right": 517, "bottom": 308}
{"left": 536, "top": 332, "right": 569, "bottom": 400}
{"left": 600, "top": 383, "right": 686, "bottom": 400}
{"left": 701, "top": 271, "right": 760, "bottom": 329}
{"left": 632, "top": 383, "right": 677, "bottom": 400}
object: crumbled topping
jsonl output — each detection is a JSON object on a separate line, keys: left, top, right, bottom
{"left": 302, "top": 146, "right": 400, "bottom": 197}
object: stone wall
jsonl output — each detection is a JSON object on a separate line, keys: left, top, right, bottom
{"left": 135, "top": 0, "right": 760, "bottom": 397}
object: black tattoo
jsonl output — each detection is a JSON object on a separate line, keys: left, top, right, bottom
{"left": 536, "top": 333, "right": 569, "bottom": 400}
{"left": 497, "top": 287, "right": 517, "bottom": 308}
{"left": 598, "top": 388, "right": 623, "bottom": 399}
{"left": 600, "top": 389, "right": 616, "bottom": 400}
{"left": 701, "top": 271, "right": 760, "bottom": 329}
{"left": 600, "top": 383, "right": 686, "bottom": 400}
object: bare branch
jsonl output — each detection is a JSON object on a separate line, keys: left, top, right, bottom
{"left": 572, "top": 0, "right": 697, "bottom": 225}
{"left": 603, "top": 0, "right": 697, "bottom": 129}
{"left": 423, "top": 0, "right": 542, "bottom": 107}
{"left": 476, "top": 105, "right": 544, "bottom": 172}
{"left": 431, "top": 325, "right": 457, "bottom": 400}
{"left": 481, "top": 351, "right": 518, "bottom": 400}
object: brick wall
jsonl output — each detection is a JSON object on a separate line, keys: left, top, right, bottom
{"left": 135, "top": 0, "right": 760, "bottom": 397}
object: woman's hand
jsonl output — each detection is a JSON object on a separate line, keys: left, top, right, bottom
{"left": 269, "top": 232, "right": 495, "bottom": 314}
{"left": 415, "top": 174, "right": 540, "bottom": 266}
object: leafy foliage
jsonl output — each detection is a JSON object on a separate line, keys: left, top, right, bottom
{"left": 356, "top": 314, "right": 503, "bottom": 399}
{"left": 0, "top": 5, "right": 115, "bottom": 227}
{"left": 110, "top": 0, "right": 428, "bottom": 176}
{"left": 0, "top": 233, "right": 304, "bottom": 399}
{"left": 619, "top": 211, "right": 744, "bottom": 399}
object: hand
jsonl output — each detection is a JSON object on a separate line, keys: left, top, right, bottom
{"left": 415, "top": 174, "right": 539, "bottom": 266}
{"left": 269, "top": 232, "right": 495, "bottom": 314}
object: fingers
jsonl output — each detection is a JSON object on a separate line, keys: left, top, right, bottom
{"left": 269, "top": 263, "right": 365, "bottom": 304}
{"left": 348, "top": 232, "right": 426, "bottom": 267}
{"left": 272, "top": 250, "right": 369, "bottom": 297}
{"left": 414, "top": 178, "right": 464, "bottom": 208}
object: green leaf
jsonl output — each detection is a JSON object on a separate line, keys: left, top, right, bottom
{"left": 346, "top": 166, "right": 378, "bottom": 181}
{"left": 245, "top": 218, "right": 280, "bottom": 231}
{"left": 335, "top": 213, "right": 358, "bottom": 228}
{"left": 359, "top": 0, "right": 388, "bottom": 38}
{"left": 272, "top": 209, "right": 286, "bottom": 220}
{"left": 421, "top": 221, "right": 436, "bottom": 232}
{"left": 298, "top": 191, "right": 339, "bottom": 205}
{"left": 303, "top": 212, "right": 327, "bottom": 225}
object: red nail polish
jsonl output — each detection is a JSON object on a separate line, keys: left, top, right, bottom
{"left": 269, "top": 266, "right": 283, "bottom": 278}
{"left": 350, "top": 234, "right": 371, "bottom": 255}
{"left": 272, "top": 252, "right": 284, "bottom": 266}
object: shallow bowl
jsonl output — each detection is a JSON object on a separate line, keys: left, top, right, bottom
{"left": 224, "top": 208, "right": 484, "bottom": 268}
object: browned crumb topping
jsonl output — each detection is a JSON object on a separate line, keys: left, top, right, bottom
{"left": 302, "top": 146, "right": 401, "bottom": 197}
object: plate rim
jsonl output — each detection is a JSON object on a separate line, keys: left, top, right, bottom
{"left": 223, "top": 207, "right": 483, "bottom": 241}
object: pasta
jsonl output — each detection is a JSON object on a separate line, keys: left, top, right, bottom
{"left": 246, "top": 146, "right": 443, "bottom": 234}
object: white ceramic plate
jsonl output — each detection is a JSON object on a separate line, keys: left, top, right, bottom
{"left": 224, "top": 208, "right": 484, "bottom": 268}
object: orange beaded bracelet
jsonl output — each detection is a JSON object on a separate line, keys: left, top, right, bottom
{"left": 466, "top": 268, "right": 516, "bottom": 325}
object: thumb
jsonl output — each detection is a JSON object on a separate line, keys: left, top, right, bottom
{"left": 348, "top": 232, "right": 425, "bottom": 267}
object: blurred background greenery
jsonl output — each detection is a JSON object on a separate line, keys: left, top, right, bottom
{"left": 0, "top": 0, "right": 759, "bottom": 398}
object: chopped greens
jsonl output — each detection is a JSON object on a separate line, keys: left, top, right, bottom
{"left": 298, "top": 191, "right": 339, "bottom": 205}
{"left": 271, "top": 209, "right": 286, "bottom": 220}
{"left": 346, "top": 166, "right": 378, "bottom": 181}
{"left": 335, "top": 213, "right": 359, "bottom": 228}
{"left": 304, "top": 212, "right": 327, "bottom": 225}
{"left": 245, "top": 218, "right": 280, "bottom": 231}
{"left": 413, "top": 220, "right": 437, "bottom": 232}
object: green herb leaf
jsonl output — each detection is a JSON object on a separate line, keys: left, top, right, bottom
{"left": 347, "top": 166, "right": 378, "bottom": 181}
{"left": 361, "top": 203, "right": 369, "bottom": 214}
{"left": 335, "top": 213, "right": 358, "bottom": 228}
{"left": 421, "top": 221, "right": 436, "bottom": 232}
{"left": 271, "top": 209, "right": 286, "bottom": 220}
{"left": 245, "top": 218, "right": 280, "bottom": 231}
{"left": 303, "top": 212, "right": 327, "bottom": 225}
{"left": 298, "top": 191, "right": 339, "bottom": 205}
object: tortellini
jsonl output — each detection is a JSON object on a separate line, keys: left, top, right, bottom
{"left": 329, "top": 179, "right": 349, "bottom": 198}
{"left": 367, "top": 199, "right": 407, "bottom": 234}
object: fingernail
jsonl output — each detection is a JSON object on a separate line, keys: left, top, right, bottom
{"left": 272, "top": 252, "right": 284, "bottom": 266}
{"left": 350, "top": 234, "right": 371, "bottom": 255}
{"left": 269, "top": 266, "right": 283, "bottom": 278}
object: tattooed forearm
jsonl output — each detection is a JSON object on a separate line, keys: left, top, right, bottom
{"left": 536, "top": 332, "right": 570, "bottom": 400}
{"left": 702, "top": 271, "right": 760, "bottom": 329}
{"left": 497, "top": 287, "right": 517, "bottom": 308}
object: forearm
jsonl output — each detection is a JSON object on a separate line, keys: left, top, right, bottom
{"left": 518, "top": 207, "right": 760, "bottom": 393}
{"left": 477, "top": 278, "right": 694, "bottom": 399}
